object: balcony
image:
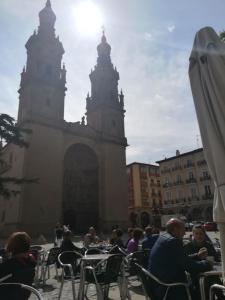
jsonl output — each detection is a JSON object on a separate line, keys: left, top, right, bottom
{"left": 173, "top": 180, "right": 183, "bottom": 186}
{"left": 187, "top": 196, "right": 200, "bottom": 202}
{"left": 161, "top": 168, "right": 171, "bottom": 174}
{"left": 200, "top": 175, "right": 211, "bottom": 181}
{"left": 186, "top": 178, "right": 197, "bottom": 184}
{"left": 162, "top": 182, "right": 172, "bottom": 188}
{"left": 172, "top": 165, "right": 182, "bottom": 171}
{"left": 202, "top": 194, "right": 214, "bottom": 200}
{"left": 184, "top": 162, "right": 195, "bottom": 169}
{"left": 197, "top": 159, "right": 207, "bottom": 166}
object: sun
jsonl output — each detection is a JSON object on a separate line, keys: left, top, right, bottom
{"left": 74, "top": 1, "right": 104, "bottom": 36}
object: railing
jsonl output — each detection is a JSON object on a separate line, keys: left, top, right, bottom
{"left": 172, "top": 165, "right": 182, "bottom": 171}
{"left": 184, "top": 162, "right": 195, "bottom": 168}
{"left": 200, "top": 175, "right": 211, "bottom": 181}
{"left": 161, "top": 168, "right": 171, "bottom": 174}
{"left": 173, "top": 180, "right": 183, "bottom": 186}
{"left": 197, "top": 159, "right": 207, "bottom": 166}
{"left": 186, "top": 178, "right": 197, "bottom": 184}
{"left": 202, "top": 194, "right": 214, "bottom": 200}
{"left": 162, "top": 182, "right": 172, "bottom": 188}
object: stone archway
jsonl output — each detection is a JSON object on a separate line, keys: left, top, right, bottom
{"left": 63, "top": 144, "right": 98, "bottom": 233}
{"left": 140, "top": 211, "right": 150, "bottom": 228}
{"left": 130, "top": 212, "right": 138, "bottom": 227}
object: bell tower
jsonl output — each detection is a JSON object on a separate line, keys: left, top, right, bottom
{"left": 18, "top": 0, "right": 66, "bottom": 125}
{"left": 86, "top": 32, "right": 125, "bottom": 140}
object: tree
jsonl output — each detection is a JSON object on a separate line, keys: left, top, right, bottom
{"left": 219, "top": 30, "right": 225, "bottom": 43}
{"left": 0, "top": 113, "right": 36, "bottom": 198}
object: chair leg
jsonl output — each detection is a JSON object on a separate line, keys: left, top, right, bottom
{"left": 48, "top": 265, "right": 50, "bottom": 279}
{"left": 58, "top": 269, "right": 65, "bottom": 300}
{"left": 71, "top": 276, "right": 76, "bottom": 300}
{"left": 55, "top": 264, "right": 59, "bottom": 281}
{"left": 103, "top": 284, "right": 110, "bottom": 299}
{"left": 43, "top": 266, "right": 48, "bottom": 285}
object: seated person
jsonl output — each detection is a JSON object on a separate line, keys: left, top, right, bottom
{"left": 110, "top": 229, "right": 125, "bottom": 249}
{"left": 125, "top": 227, "right": 134, "bottom": 248}
{"left": 109, "top": 229, "right": 117, "bottom": 245}
{"left": 184, "top": 224, "right": 224, "bottom": 300}
{"left": 149, "top": 218, "right": 211, "bottom": 300}
{"left": 61, "top": 230, "right": 84, "bottom": 255}
{"left": 184, "top": 224, "right": 219, "bottom": 261}
{"left": 142, "top": 226, "right": 159, "bottom": 250}
{"left": 83, "top": 226, "right": 99, "bottom": 248}
{"left": 127, "top": 228, "right": 143, "bottom": 254}
{"left": 0, "top": 232, "right": 36, "bottom": 300}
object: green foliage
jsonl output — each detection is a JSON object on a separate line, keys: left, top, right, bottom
{"left": 219, "top": 30, "right": 225, "bottom": 43}
{"left": 0, "top": 114, "right": 31, "bottom": 147}
{"left": 0, "top": 113, "right": 36, "bottom": 198}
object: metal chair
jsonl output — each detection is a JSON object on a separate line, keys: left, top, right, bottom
{"left": 108, "top": 245, "right": 127, "bottom": 256}
{"left": 134, "top": 263, "right": 192, "bottom": 300}
{"left": 29, "top": 245, "right": 45, "bottom": 283}
{"left": 84, "top": 254, "right": 124, "bottom": 299}
{"left": 41, "top": 247, "right": 61, "bottom": 284}
{"left": 210, "top": 284, "right": 225, "bottom": 300}
{"left": 0, "top": 282, "right": 43, "bottom": 299}
{"left": 58, "top": 251, "right": 83, "bottom": 300}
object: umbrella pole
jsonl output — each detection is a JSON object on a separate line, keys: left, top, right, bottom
{"left": 218, "top": 223, "right": 225, "bottom": 284}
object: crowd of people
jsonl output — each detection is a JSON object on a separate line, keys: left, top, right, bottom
{"left": 0, "top": 220, "right": 223, "bottom": 300}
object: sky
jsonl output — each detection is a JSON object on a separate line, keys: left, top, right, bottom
{"left": 0, "top": 0, "right": 224, "bottom": 164}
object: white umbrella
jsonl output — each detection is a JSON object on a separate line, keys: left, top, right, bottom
{"left": 189, "top": 26, "right": 225, "bottom": 280}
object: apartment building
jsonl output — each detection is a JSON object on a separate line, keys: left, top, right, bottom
{"left": 156, "top": 148, "right": 214, "bottom": 222}
{"left": 127, "top": 163, "right": 162, "bottom": 228}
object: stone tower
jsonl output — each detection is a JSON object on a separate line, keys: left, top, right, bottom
{"left": 18, "top": 0, "right": 66, "bottom": 125}
{"left": 0, "top": 1, "right": 128, "bottom": 236}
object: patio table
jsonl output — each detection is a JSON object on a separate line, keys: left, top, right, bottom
{"left": 199, "top": 263, "right": 222, "bottom": 300}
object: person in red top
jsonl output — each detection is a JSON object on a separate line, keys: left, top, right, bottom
{"left": 0, "top": 232, "right": 36, "bottom": 300}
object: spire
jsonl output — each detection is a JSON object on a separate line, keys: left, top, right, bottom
{"left": 46, "top": 0, "right": 51, "bottom": 7}
{"left": 39, "top": 0, "right": 56, "bottom": 32}
{"left": 97, "top": 30, "right": 111, "bottom": 65}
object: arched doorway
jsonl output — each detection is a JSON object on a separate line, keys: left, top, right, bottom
{"left": 130, "top": 212, "right": 137, "bottom": 227}
{"left": 141, "top": 212, "right": 150, "bottom": 228}
{"left": 63, "top": 144, "right": 98, "bottom": 232}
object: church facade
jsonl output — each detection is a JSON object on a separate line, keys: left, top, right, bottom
{"left": 0, "top": 0, "right": 128, "bottom": 236}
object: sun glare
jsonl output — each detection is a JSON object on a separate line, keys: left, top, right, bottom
{"left": 74, "top": 1, "right": 104, "bottom": 36}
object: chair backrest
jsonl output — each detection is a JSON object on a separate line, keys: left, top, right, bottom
{"left": 0, "top": 282, "right": 43, "bottom": 300}
{"left": 104, "top": 254, "right": 123, "bottom": 282}
{"left": 58, "top": 251, "right": 82, "bottom": 272}
{"left": 134, "top": 263, "right": 158, "bottom": 300}
{"left": 108, "top": 245, "right": 126, "bottom": 256}
{"left": 85, "top": 248, "right": 103, "bottom": 255}
{"left": 46, "top": 247, "right": 61, "bottom": 266}
{"left": 30, "top": 245, "right": 43, "bottom": 252}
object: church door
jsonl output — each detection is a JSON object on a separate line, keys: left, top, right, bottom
{"left": 63, "top": 144, "right": 99, "bottom": 233}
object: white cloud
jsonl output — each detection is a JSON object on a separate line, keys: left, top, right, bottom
{"left": 144, "top": 32, "right": 152, "bottom": 41}
{"left": 167, "top": 25, "right": 175, "bottom": 32}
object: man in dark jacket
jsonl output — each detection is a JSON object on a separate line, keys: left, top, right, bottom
{"left": 142, "top": 226, "right": 159, "bottom": 250}
{"left": 149, "top": 218, "right": 211, "bottom": 300}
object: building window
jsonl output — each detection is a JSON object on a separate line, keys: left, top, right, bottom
{"left": 189, "top": 171, "right": 194, "bottom": 179}
{"left": 191, "top": 187, "right": 196, "bottom": 197}
{"left": 205, "top": 185, "right": 211, "bottom": 195}
{"left": 176, "top": 174, "right": 181, "bottom": 182}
